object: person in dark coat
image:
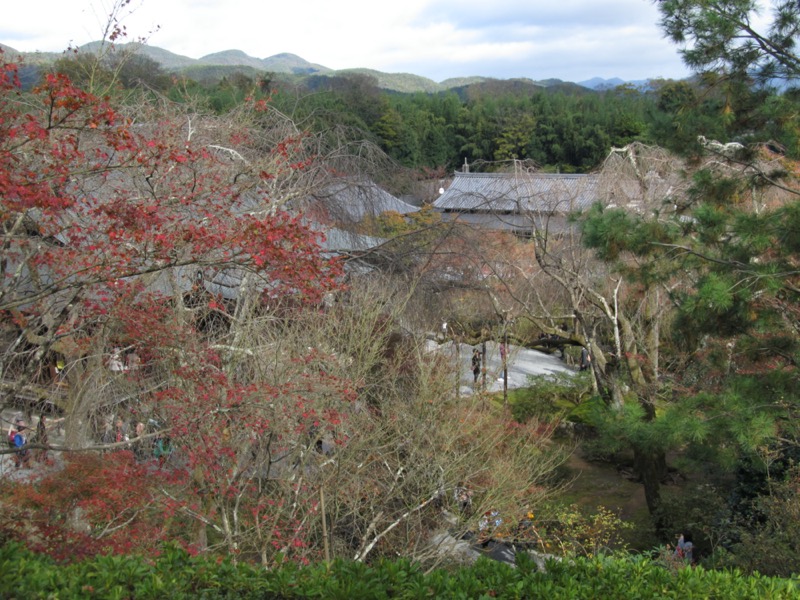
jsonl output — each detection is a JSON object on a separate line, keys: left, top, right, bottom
{"left": 471, "top": 348, "right": 481, "bottom": 383}
{"left": 579, "top": 346, "right": 592, "bottom": 371}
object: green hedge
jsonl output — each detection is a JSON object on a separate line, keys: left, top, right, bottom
{"left": 1, "top": 542, "right": 797, "bottom": 599}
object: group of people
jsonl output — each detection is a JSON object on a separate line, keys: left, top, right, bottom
{"left": 469, "top": 343, "right": 507, "bottom": 385}
{"left": 107, "top": 347, "right": 141, "bottom": 373}
{"left": 464, "top": 342, "right": 511, "bottom": 386}
{"left": 99, "top": 416, "right": 172, "bottom": 464}
{"left": 6, "top": 413, "right": 63, "bottom": 469}
{"left": 4, "top": 412, "right": 173, "bottom": 472}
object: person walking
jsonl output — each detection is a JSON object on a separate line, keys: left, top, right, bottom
{"left": 674, "top": 532, "right": 694, "bottom": 564}
{"left": 471, "top": 348, "right": 481, "bottom": 383}
{"left": 579, "top": 346, "right": 592, "bottom": 372}
{"left": 33, "top": 414, "right": 63, "bottom": 464}
{"left": 11, "top": 419, "right": 31, "bottom": 469}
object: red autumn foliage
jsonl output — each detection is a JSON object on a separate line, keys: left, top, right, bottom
{"left": 1, "top": 54, "right": 342, "bottom": 352}
{"left": 0, "top": 54, "right": 352, "bottom": 562}
{"left": 0, "top": 452, "right": 169, "bottom": 562}
{"left": 1, "top": 51, "right": 344, "bottom": 429}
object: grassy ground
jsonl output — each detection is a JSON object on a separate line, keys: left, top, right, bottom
{"left": 557, "top": 449, "right": 659, "bottom": 552}
{"left": 492, "top": 385, "right": 663, "bottom": 552}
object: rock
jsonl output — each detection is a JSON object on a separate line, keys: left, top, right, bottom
{"left": 68, "top": 506, "right": 92, "bottom": 535}
{"left": 476, "top": 539, "right": 517, "bottom": 564}
{"left": 430, "top": 531, "right": 562, "bottom": 572}
{"left": 523, "top": 548, "right": 562, "bottom": 572}
{"left": 429, "top": 532, "right": 482, "bottom": 563}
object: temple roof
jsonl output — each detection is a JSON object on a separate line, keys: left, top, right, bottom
{"left": 433, "top": 172, "right": 602, "bottom": 214}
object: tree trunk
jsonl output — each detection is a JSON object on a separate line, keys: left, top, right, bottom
{"left": 192, "top": 465, "right": 211, "bottom": 551}
{"left": 194, "top": 521, "right": 208, "bottom": 552}
{"left": 62, "top": 364, "right": 93, "bottom": 448}
{"left": 633, "top": 444, "right": 668, "bottom": 534}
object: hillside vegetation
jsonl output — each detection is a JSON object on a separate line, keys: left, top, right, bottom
{"left": 1, "top": 40, "right": 605, "bottom": 93}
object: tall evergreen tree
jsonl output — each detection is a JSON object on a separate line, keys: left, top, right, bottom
{"left": 556, "top": 0, "right": 800, "bottom": 538}
{"left": 657, "top": 0, "right": 800, "bottom": 85}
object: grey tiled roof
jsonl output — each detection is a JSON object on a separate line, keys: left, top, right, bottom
{"left": 313, "top": 180, "right": 419, "bottom": 223}
{"left": 433, "top": 172, "right": 602, "bottom": 214}
{"left": 320, "top": 227, "right": 386, "bottom": 253}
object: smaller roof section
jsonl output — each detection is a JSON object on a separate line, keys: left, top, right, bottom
{"left": 310, "top": 180, "right": 419, "bottom": 224}
{"left": 433, "top": 171, "right": 601, "bottom": 215}
{"left": 313, "top": 225, "right": 386, "bottom": 254}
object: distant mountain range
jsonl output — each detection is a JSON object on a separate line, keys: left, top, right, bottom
{"left": 0, "top": 41, "right": 652, "bottom": 93}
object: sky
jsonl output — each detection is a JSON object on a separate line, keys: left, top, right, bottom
{"left": 2, "top": 0, "right": 694, "bottom": 83}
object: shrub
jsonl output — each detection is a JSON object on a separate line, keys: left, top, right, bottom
{"left": 2, "top": 541, "right": 797, "bottom": 599}
{"left": 715, "top": 466, "right": 800, "bottom": 577}
{"left": 515, "top": 503, "right": 633, "bottom": 556}
{"left": 510, "top": 372, "right": 593, "bottom": 425}
{"left": 0, "top": 453, "right": 170, "bottom": 562}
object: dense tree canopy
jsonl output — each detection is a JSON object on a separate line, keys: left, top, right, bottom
{"left": 0, "top": 48, "right": 567, "bottom": 568}
{"left": 548, "top": 0, "right": 800, "bottom": 564}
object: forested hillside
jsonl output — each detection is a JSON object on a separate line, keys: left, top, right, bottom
{"left": 10, "top": 31, "right": 797, "bottom": 177}
{"left": 0, "top": 40, "right": 689, "bottom": 174}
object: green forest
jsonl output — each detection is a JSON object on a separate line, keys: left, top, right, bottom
{"left": 1, "top": 0, "right": 799, "bottom": 596}
{"left": 84, "top": 54, "right": 797, "bottom": 175}
{"left": 35, "top": 26, "right": 799, "bottom": 177}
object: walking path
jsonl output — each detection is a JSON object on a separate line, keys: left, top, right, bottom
{"left": 429, "top": 340, "right": 575, "bottom": 395}
{"left": 1, "top": 408, "right": 66, "bottom": 482}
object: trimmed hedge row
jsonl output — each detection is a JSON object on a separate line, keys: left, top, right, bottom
{"left": 1, "top": 542, "right": 797, "bottom": 599}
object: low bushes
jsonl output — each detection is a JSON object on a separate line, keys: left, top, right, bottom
{"left": 1, "top": 542, "right": 797, "bottom": 599}
{"left": 509, "top": 372, "right": 594, "bottom": 426}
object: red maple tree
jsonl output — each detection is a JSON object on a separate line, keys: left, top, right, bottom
{"left": 0, "top": 54, "right": 354, "bottom": 562}
{"left": 0, "top": 54, "right": 343, "bottom": 440}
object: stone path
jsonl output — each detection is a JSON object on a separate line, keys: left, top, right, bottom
{"left": 427, "top": 340, "right": 575, "bottom": 396}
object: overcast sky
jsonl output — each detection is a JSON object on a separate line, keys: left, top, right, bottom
{"left": 3, "top": 0, "right": 693, "bottom": 83}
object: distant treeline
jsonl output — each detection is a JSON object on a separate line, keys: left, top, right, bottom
{"left": 30, "top": 52, "right": 800, "bottom": 172}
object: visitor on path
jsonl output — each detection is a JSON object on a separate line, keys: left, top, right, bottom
{"left": 153, "top": 435, "right": 173, "bottom": 467}
{"left": 114, "top": 417, "right": 129, "bottom": 443}
{"left": 579, "top": 346, "right": 592, "bottom": 372}
{"left": 34, "top": 415, "right": 48, "bottom": 464}
{"left": 11, "top": 419, "right": 31, "bottom": 469}
{"left": 674, "top": 532, "right": 694, "bottom": 564}
{"left": 126, "top": 352, "right": 141, "bottom": 371}
{"left": 131, "top": 421, "right": 151, "bottom": 462}
{"left": 454, "top": 482, "right": 473, "bottom": 514}
{"left": 33, "top": 414, "right": 64, "bottom": 464}
{"left": 471, "top": 348, "right": 481, "bottom": 383}
{"left": 100, "top": 417, "right": 115, "bottom": 445}
{"left": 7, "top": 416, "right": 22, "bottom": 450}
{"left": 478, "top": 509, "right": 503, "bottom": 543}
{"left": 108, "top": 348, "right": 126, "bottom": 373}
